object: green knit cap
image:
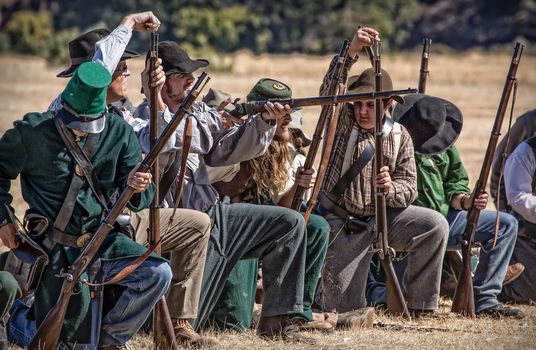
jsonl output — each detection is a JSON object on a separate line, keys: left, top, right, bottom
{"left": 246, "top": 78, "right": 292, "bottom": 101}
{"left": 61, "top": 61, "right": 111, "bottom": 117}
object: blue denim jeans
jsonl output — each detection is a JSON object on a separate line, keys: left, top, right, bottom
{"left": 7, "top": 258, "right": 171, "bottom": 349}
{"left": 99, "top": 257, "right": 172, "bottom": 347}
{"left": 446, "top": 209, "right": 518, "bottom": 312}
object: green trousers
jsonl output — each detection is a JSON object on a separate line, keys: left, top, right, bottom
{"left": 0, "top": 271, "right": 21, "bottom": 319}
{"left": 206, "top": 213, "right": 329, "bottom": 331}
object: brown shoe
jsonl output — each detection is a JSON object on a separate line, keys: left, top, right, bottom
{"left": 503, "top": 263, "right": 525, "bottom": 286}
{"left": 257, "top": 315, "right": 318, "bottom": 344}
{"left": 291, "top": 317, "right": 334, "bottom": 334}
{"left": 334, "top": 307, "right": 375, "bottom": 329}
{"left": 173, "top": 318, "right": 219, "bottom": 348}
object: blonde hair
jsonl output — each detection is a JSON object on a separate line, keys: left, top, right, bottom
{"left": 249, "top": 140, "right": 292, "bottom": 201}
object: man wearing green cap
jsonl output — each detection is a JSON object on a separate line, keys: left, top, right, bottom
{"left": 315, "top": 27, "right": 448, "bottom": 315}
{"left": 206, "top": 78, "right": 333, "bottom": 334}
{"left": 0, "top": 62, "right": 172, "bottom": 348}
{"left": 135, "top": 41, "right": 311, "bottom": 342}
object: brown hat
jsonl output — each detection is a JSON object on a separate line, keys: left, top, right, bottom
{"left": 202, "top": 88, "right": 235, "bottom": 112}
{"left": 347, "top": 68, "right": 403, "bottom": 104}
{"left": 57, "top": 28, "right": 139, "bottom": 78}
{"left": 392, "top": 93, "right": 463, "bottom": 155}
{"left": 157, "top": 41, "right": 209, "bottom": 75}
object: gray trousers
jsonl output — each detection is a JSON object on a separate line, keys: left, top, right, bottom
{"left": 131, "top": 208, "right": 211, "bottom": 319}
{"left": 317, "top": 205, "right": 448, "bottom": 312}
{"left": 194, "top": 200, "right": 307, "bottom": 329}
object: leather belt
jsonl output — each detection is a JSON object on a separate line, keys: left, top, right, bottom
{"left": 43, "top": 228, "right": 93, "bottom": 250}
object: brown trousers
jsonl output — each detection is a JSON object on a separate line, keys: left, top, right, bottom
{"left": 130, "top": 208, "right": 211, "bottom": 319}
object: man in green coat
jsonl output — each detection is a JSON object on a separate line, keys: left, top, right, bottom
{"left": 0, "top": 62, "right": 172, "bottom": 348}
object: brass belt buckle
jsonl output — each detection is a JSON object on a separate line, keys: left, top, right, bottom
{"left": 76, "top": 232, "right": 92, "bottom": 248}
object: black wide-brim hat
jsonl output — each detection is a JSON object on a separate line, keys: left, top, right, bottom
{"left": 157, "top": 41, "right": 209, "bottom": 75}
{"left": 57, "top": 28, "right": 140, "bottom": 78}
{"left": 392, "top": 93, "right": 463, "bottom": 155}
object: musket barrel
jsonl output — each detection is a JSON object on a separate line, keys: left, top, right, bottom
{"left": 231, "top": 88, "right": 417, "bottom": 117}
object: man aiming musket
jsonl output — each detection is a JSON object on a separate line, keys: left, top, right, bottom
{"left": 315, "top": 26, "right": 449, "bottom": 317}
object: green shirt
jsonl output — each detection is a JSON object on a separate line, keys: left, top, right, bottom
{"left": 414, "top": 146, "right": 471, "bottom": 217}
{"left": 0, "top": 111, "right": 156, "bottom": 342}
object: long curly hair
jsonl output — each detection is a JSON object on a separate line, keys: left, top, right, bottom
{"left": 248, "top": 138, "right": 293, "bottom": 201}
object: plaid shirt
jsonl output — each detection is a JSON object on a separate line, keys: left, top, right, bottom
{"left": 321, "top": 56, "right": 417, "bottom": 217}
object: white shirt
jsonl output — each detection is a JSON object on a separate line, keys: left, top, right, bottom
{"left": 505, "top": 141, "right": 536, "bottom": 223}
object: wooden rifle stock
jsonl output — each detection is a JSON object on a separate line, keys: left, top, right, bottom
{"left": 372, "top": 42, "right": 410, "bottom": 318}
{"left": 452, "top": 42, "right": 523, "bottom": 316}
{"left": 293, "top": 39, "right": 350, "bottom": 214}
{"left": 418, "top": 38, "right": 432, "bottom": 94}
{"left": 28, "top": 72, "right": 210, "bottom": 350}
{"left": 230, "top": 88, "right": 417, "bottom": 118}
{"left": 148, "top": 33, "right": 179, "bottom": 350}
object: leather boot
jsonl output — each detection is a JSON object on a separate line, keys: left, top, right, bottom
{"left": 257, "top": 315, "right": 318, "bottom": 344}
{"left": 327, "top": 307, "right": 375, "bottom": 329}
{"left": 173, "top": 318, "right": 219, "bottom": 348}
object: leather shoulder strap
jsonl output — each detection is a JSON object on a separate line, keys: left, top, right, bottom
{"left": 54, "top": 116, "right": 108, "bottom": 210}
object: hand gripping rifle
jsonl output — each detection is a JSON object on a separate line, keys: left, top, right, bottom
{"left": 451, "top": 42, "right": 524, "bottom": 316}
{"left": 28, "top": 72, "right": 210, "bottom": 350}
{"left": 372, "top": 42, "right": 411, "bottom": 318}
{"left": 148, "top": 33, "right": 179, "bottom": 350}
{"left": 295, "top": 39, "right": 350, "bottom": 219}
{"left": 418, "top": 38, "right": 432, "bottom": 94}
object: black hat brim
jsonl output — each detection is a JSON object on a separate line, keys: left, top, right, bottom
{"left": 392, "top": 93, "right": 463, "bottom": 155}
{"left": 57, "top": 49, "right": 140, "bottom": 78}
{"left": 165, "top": 59, "right": 209, "bottom": 76}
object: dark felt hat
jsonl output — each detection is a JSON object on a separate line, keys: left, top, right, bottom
{"left": 347, "top": 68, "right": 403, "bottom": 104}
{"left": 57, "top": 28, "right": 140, "bottom": 78}
{"left": 392, "top": 93, "right": 463, "bottom": 155}
{"left": 157, "top": 41, "right": 209, "bottom": 75}
{"left": 59, "top": 62, "right": 111, "bottom": 133}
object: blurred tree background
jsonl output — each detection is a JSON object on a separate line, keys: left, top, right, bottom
{"left": 0, "top": 0, "right": 534, "bottom": 66}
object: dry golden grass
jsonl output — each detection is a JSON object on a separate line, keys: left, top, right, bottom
{"left": 1, "top": 51, "right": 536, "bottom": 349}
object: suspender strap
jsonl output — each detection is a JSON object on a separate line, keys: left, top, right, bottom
{"left": 329, "top": 117, "right": 394, "bottom": 199}
{"left": 158, "top": 149, "right": 181, "bottom": 203}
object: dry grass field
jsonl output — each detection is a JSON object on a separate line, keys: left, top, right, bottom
{"left": 1, "top": 50, "right": 536, "bottom": 349}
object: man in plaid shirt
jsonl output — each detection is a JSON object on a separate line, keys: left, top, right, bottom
{"left": 316, "top": 27, "right": 449, "bottom": 316}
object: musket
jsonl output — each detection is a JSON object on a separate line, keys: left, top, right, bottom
{"left": 418, "top": 38, "right": 432, "bottom": 94}
{"left": 372, "top": 42, "right": 410, "bottom": 318}
{"left": 451, "top": 42, "right": 523, "bottom": 316}
{"left": 28, "top": 72, "right": 210, "bottom": 350}
{"left": 229, "top": 88, "right": 417, "bottom": 118}
{"left": 293, "top": 39, "right": 350, "bottom": 215}
{"left": 148, "top": 33, "right": 179, "bottom": 350}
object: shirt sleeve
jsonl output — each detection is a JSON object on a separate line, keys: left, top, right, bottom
{"left": 0, "top": 121, "right": 29, "bottom": 222}
{"left": 205, "top": 114, "right": 276, "bottom": 167}
{"left": 132, "top": 102, "right": 176, "bottom": 154}
{"left": 443, "top": 146, "right": 471, "bottom": 202}
{"left": 385, "top": 127, "right": 417, "bottom": 207}
{"left": 92, "top": 25, "right": 133, "bottom": 74}
{"left": 505, "top": 142, "right": 536, "bottom": 223}
{"left": 319, "top": 55, "right": 358, "bottom": 96}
